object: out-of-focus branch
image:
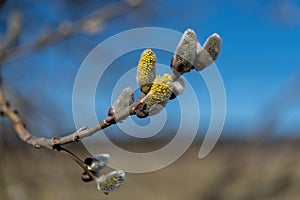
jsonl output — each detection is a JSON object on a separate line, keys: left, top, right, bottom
{"left": 249, "top": 67, "right": 300, "bottom": 140}
{"left": 0, "top": 0, "right": 149, "bottom": 64}
{"left": 0, "top": 10, "right": 21, "bottom": 61}
{"left": 0, "top": 0, "right": 6, "bottom": 7}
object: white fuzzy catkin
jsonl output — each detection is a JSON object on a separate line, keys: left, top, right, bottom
{"left": 174, "top": 28, "right": 198, "bottom": 71}
{"left": 112, "top": 87, "right": 134, "bottom": 118}
{"left": 195, "top": 33, "right": 222, "bottom": 70}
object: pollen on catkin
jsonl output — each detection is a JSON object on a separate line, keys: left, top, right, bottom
{"left": 97, "top": 170, "right": 125, "bottom": 195}
{"left": 143, "top": 73, "right": 173, "bottom": 116}
{"left": 136, "top": 49, "right": 156, "bottom": 94}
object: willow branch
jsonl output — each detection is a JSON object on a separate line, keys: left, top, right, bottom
{"left": 0, "top": 27, "right": 221, "bottom": 154}
{"left": 0, "top": 87, "right": 145, "bottom": 149}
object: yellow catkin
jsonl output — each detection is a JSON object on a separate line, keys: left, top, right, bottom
{"left": 137, "top": 49, "right": 156, "bottom": 94}
{"left": 143, "top": 74, "right": 173, "bottom": 115}
{"left": 98, "top": 170, "right": 125, "bottom": 195}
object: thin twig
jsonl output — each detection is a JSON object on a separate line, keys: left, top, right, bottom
{"left": 0, "top": 11, "right": 21, "bottom": 51}
{"left": 0, "top": 0, "right": 149, "bottom": 64}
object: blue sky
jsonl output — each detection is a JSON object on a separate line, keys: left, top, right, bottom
{"left": 1, "top": 0, "right": 300, "bottom": 138}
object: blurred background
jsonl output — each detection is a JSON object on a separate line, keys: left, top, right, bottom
{"left": 0, "top": 0, "right": 300, "bottom": 199}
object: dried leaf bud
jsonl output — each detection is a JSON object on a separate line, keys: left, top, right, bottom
{"left": 97, "top": 170, "right": 125, "bottom": 195}
{"left": 108, "top": 107, "right": 114, "bottom": 116}
{"left": 195, "top": 33, "right": 222, "bottom": 71}
{"left": 136, "top": 49, "right": 156, "bottom": 94}
{"left": 171, "top": 29, "right": 197, "bottom": 73}
{"left": 135, "top": 102, "right": 148, "bottom": 118}
{"left": 138, "top": 74, "right": 173, "bottom": 117}
{"left": 81, "top": 172, "right": 93, "bottom": 182}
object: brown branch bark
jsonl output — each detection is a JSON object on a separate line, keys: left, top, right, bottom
{"left": 0, "top": 87, "right": 144, "bottom": 150}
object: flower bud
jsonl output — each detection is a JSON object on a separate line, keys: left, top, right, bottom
{"left": 195, "top": 33, "right": 222, "bottom": 70}
{"left": 97, "top": 170, "right": 126, "bottom": 195}
{"left": 171, "top": 29, "right": 197, "bottom": 73}
{"left": 136, "top": 49, "right": 156, "bottom": 94}
{"left": 109, "top": 87, "right": 134, "bottom": 121}
{"left": 136, "top": 74, "right": 173, "bottom": 117}
{"left": 81, "top": 172, "right": 93, "bottom": 182}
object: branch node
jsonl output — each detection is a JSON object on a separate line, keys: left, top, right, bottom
{"left": 73, "top": 135, "right": 80, "bottom": 142}
{"left": 104, "top": 116, "right": 116, "bottom": 125}
{"left": 52, "top": 137, "right": 59, "bottom": 144}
